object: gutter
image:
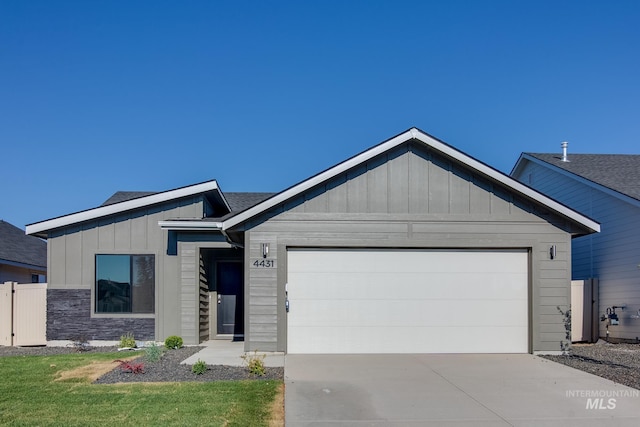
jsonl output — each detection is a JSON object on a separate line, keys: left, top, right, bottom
{"left": 157, "top": 220, "right": 244, "bottom": 249}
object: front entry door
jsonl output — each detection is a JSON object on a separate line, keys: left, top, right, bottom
{"left": 216, "top": 261, "right": 244, "bottom": 337}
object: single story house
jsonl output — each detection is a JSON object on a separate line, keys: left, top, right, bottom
{"left": 0, "top": 220, "right": 46, "bottom": 283}
{"left": 511, "top": 147, "right": 640, "bottom": 343}
{"left": 27, "top": 128, "right": 599, "bottom": 354}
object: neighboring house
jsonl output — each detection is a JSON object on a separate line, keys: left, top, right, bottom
{"left": 512, "top": 149, "right": 640, "bottom": 343}
{"left": 26, "top": 128, "right": 599, "bottom": 354}
{"left": 0, "top": 220, "right": 46, "bottom": 283}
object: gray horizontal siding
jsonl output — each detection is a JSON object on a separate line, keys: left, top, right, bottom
{"left": 515, "top": 161, "right": 640, "bottom": 341}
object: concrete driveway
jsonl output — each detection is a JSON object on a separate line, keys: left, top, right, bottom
{"left": 285, "top": 354, "right": 640, "bottom": 426}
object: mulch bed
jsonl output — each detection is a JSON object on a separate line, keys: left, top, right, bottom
{"left": 540, "top": 342, "right": 640, "bottom": 390}
{"left": 0, "top": 345, "right": 284, "bottom": 383}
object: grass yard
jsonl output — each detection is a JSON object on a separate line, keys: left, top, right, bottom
{"left": 0, "top": 351, "right": 283, "bottom": 426}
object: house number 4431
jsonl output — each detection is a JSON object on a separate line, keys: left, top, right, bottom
{"left": 253, "top": 259, "right": 276, "bottom": 268}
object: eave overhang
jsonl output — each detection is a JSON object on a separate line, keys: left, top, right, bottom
{"left": 26, "top": 180, "right": 225, "bottom": 238}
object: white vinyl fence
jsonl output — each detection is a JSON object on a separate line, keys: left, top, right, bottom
{"left": 0, "top": 281, "right": 47, "bottom": 346}
{"left": 571, "top": 278, "right": 599, "bottom": 343}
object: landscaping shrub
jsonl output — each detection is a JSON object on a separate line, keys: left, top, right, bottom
{"left": 192, "top": 359, "right": 207, "bottom": 375}
{"left": 164, "top": 335, "right": 183, "bottom": 349}
{"left": 241, "top": 351, "right": 266, "bottom": 376}
{"left": 145, "top": 342, "right": 164, "bottom": 363}
{"left": 119, "top": 332, "right": 136, "bottom": 349}
{"left": 67, "top": 335, "right": 90, "bottom": 352}
{"left": 115, "top": 360, "right": 145, "bottom": 374}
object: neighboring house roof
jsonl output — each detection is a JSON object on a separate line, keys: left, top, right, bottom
{"left": 0, "top": 220, "right": 47, "bottom": 269}
{"left": 221, "top": 128, "right": 600, "bottom": 234}
{"left": 26, "top": 180, "right": 228, "bottom": 237}
{"left": 514, "top": 153, "right": 640, "bottom": 203}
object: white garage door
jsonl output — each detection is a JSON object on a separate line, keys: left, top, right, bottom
{"left": 286, "top": 249, "right": 528, "bottom": 354}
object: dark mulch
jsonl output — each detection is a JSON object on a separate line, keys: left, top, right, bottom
{"left": 95, "top": 346, "right": 284, "bottom": 383}
{"left": 540, "top": 342, "right": 640, "bottom": 390}
{"left": 0, "top": 345, "right": 284, "bottom": 383}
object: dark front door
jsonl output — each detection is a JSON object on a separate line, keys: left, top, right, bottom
{"left": 216, "top": 261, "right": 244, "bottom": 336}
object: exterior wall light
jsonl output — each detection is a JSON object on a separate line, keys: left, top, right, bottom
{"left": 550, "top": 245, "right": 557, "bottom": 260}
{"left": 262, "top": 243, "right": 270, "bottom": 258}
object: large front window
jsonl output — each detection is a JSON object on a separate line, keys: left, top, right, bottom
{"left": 95, "top": 254, "right": 155, "bottom": 313}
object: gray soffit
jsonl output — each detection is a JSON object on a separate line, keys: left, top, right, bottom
{"left": 521, "top": 153, "right": 640, "bottom": 202}
{"left": 0, "top": 220, "right": 47, "bottom": 268}
{"left": 222, "top": 128, "right": 601, "bottom": 234}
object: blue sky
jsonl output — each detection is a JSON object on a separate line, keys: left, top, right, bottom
{"left": 2, "top": 1, "right": 639, "bottom": 229}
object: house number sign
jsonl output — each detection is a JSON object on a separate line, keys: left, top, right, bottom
{"left": 252, "top": 259, "right": 276, "bottom": 268}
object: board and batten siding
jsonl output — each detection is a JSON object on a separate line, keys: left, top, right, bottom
{"left": 241, "top": 143, "right": 574, "bottom": 353}
{"left": 46, "top": 196, "right": 205, "bottom": 342}
{"left": 515, "top": 161, "right": 640, "bottom": 341}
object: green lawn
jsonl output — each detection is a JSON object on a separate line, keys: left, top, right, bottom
{"left": 0, "top": 352, "right": 282, "bottom": 426}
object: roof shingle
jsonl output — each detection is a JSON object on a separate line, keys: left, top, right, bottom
{"left": 525, "top": 153, "right": 640, "bottom": 202}
{"left": 0, "top": 220, "right": 47, "bottom": 268}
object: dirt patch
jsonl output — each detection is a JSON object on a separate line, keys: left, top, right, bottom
{"left": 269, "top": 382, "right": 285, "bottom": 427}
{"left": 55, "top": 356, "right": 138, "bottom": 383}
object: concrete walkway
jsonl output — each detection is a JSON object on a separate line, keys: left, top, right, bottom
{"left": 180, "top": 339, "right": 284, "bottom": 367}
{"left": 285, "top": 354, "right": 640, "bottom": 426}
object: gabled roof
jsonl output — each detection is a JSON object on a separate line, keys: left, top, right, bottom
{"left": 103, "top": 190, "right": 274, "bottom": 214}
{"left": 223, "top": 192, "right": 276, "bottom": 213}
{"left": 102, "top": 191, "right": 157, "bottom": 206}
{"left": 514, "top": 153, "right": 640, "bottom": 203}
{"left": 221, "top": 128, "right": 600, "bottom": 234}
{"left": 26, "top": 180, "right": 227, "bottom": 237}
{"left": 0, "top": 220, "right": 47, "bottom": 269}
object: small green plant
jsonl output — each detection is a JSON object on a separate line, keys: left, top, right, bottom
{"left": 164, "top": 335, "right": 183, "bottom": 349}
{"left": 557, "top": 305, "right": 572, "bottom": 354}
{"left": 192, "top": 359, "right": 207, "bottom": 375}
{"left": 241, "top": 351, "right": 266, "bottom": 376}
{"left": 145, "top": 342, "right": 164, "bottom": 363}
{"left": 115, "top": 359, "right": 145, "bottom": 374}
{"left": 67, "top": 334, "right": 90, "bottom": 352}
{"left": 119, "top": 332, "right": 136, "bottom": 349}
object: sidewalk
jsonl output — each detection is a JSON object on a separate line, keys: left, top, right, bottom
{"left": 180, "top": 339, "right": 284, "bottom": 367}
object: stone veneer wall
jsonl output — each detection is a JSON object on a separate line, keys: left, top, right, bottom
{"left": 47, "top": 289, "right": 154, "bottom": 341}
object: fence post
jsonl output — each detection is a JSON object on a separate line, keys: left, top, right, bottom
{"left": 1, "top": 282, "right": 14, "bottom": 346}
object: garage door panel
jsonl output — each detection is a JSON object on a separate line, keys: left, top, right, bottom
{"left": 289, "top": 273, "right": 527, "bottom": 300}
{"left": 287, "top": 249, "right": 529, "bottom": 354}
{"left": 288, "top": 326, "right": 528, "bottom": 354}
{"left": 291, "top": 299, "right": 527, "bottom": 328}
{"left": 288, "top": 249, "right": 527, "bottom": 274}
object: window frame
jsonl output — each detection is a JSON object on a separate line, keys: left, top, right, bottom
{"left": 92, "top": 253, "right": 157, "bottom": 318}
